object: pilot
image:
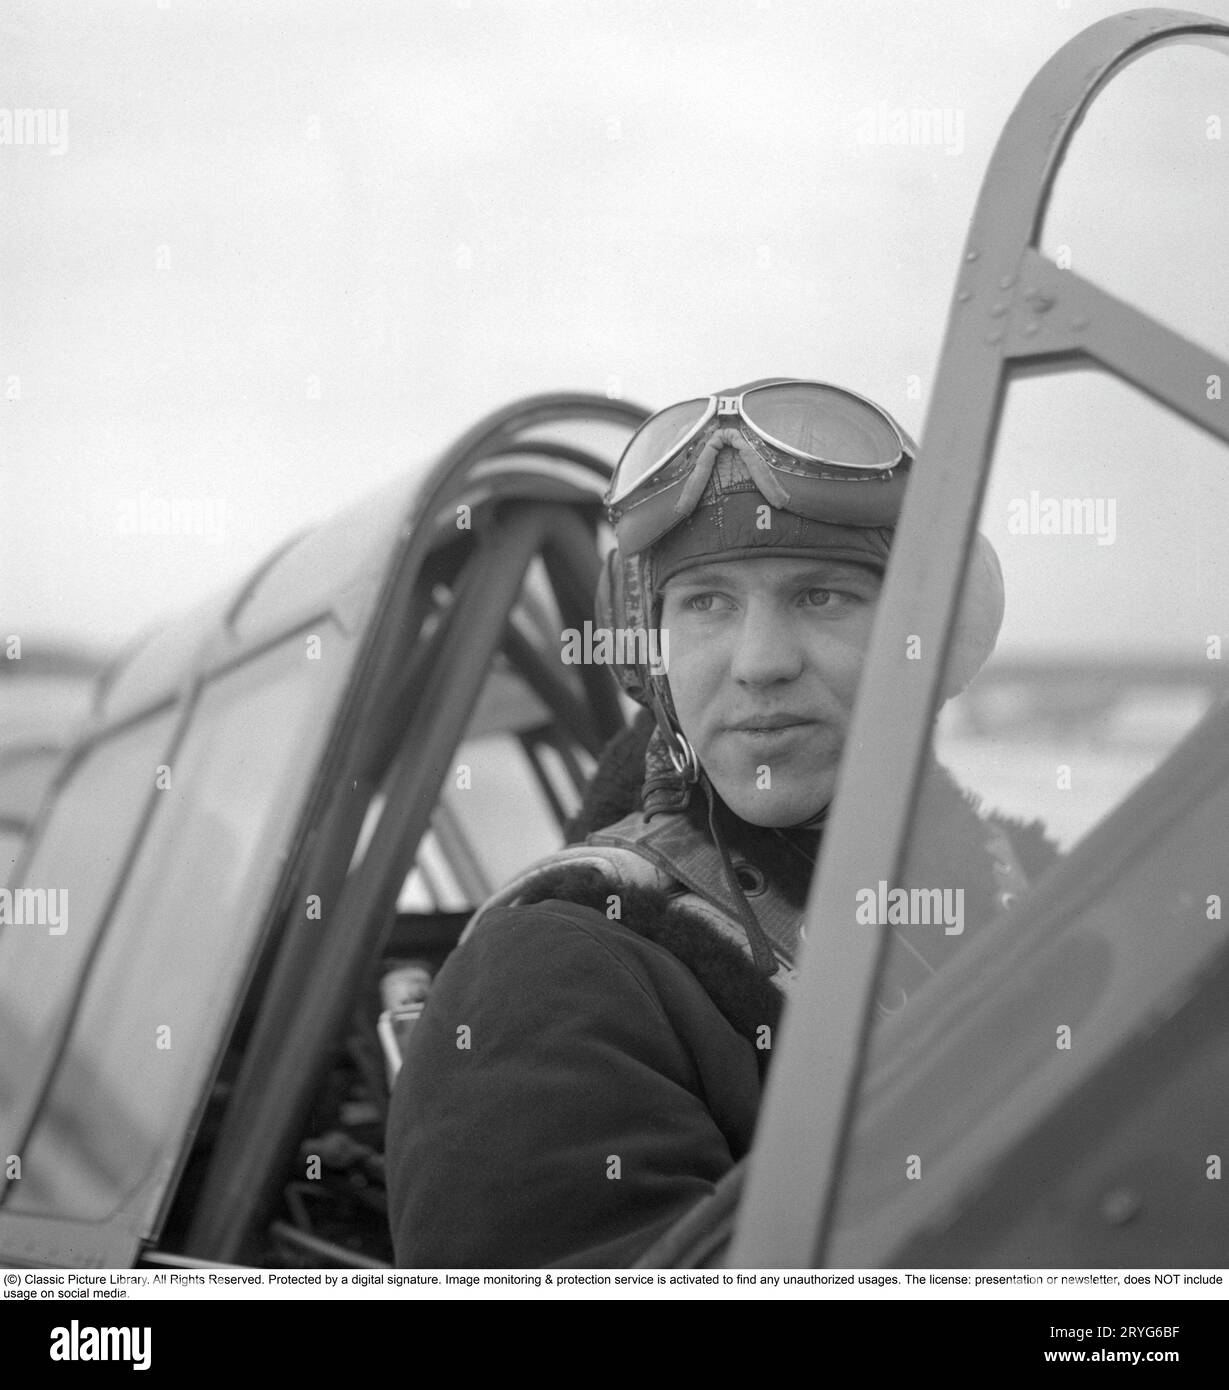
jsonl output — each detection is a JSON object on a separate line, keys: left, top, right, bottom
{"left": 385, "top": 378, "right": 1057, "bottom": 1267}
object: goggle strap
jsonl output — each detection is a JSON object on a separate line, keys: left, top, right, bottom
{"left": 671, "top": 431, "right": 725, "bottom": 518}
{"left": 672, "top": 427, "right": 795, "bottom": 521}
{"left": 736, "top": 433, "right": 793, "bottom": 509}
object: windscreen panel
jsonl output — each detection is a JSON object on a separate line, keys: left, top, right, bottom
{"left": 0, "top": 624, "right": 351, "bottom": 1245}
{"left": 0, "top": 712, "right": 178, "bottom": 1176}
{"left": 827, "top": 369, "right": 1229, "bottom": 1264}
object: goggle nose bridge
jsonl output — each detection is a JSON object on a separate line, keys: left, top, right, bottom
{"left": 715, "top": 395, "right": 742, "bottom": 417}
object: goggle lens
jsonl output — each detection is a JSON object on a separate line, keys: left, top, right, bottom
{"left": 608, "top": 397, "right": 711, "bottom": 502}
{"left": 739, "top": 382, "right": 904, "bottom": 469}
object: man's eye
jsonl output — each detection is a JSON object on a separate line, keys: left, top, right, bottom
{"left": 803, "top": 588, "right": 839, "bottom": 607}
{"left": 685, "top": 593, "right": 722, "bottom": 613}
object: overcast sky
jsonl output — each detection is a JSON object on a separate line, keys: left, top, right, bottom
{"left": 3, "top": 0, "right": 1227, "bottom": 658}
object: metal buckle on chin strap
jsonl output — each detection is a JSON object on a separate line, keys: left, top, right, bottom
{"left": 648, "top": 690, "right": 700, "bottom": 787}
{"left": 665, "top": 728, "right": 699, "bottom": 784}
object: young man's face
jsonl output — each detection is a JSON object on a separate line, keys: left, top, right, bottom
{"left": 659, "top": 555, "right": 883, "bottom": 827}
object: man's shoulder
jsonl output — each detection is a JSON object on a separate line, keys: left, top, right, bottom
{"left": 427, "top": 894, "right": 772, "bottom": 1087}
{"left": 464, "top": 882, "right": 678, "bottom": 978}
{"left": 463, "top": 868, "right": 727, "bottom": 1004}
{"left": 460, "top": 855, "right": 784, "bottom": 1056}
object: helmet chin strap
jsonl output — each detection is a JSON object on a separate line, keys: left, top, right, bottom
{"left": 646, "top": 673, "right": 699, "bottom": 785}
{"left": 661, "top": 723, "right": 699, "bottom": 783}
{"left": 643, "top": 700, "right": 808, "bottom": 978}
{"left": 649, "top": 680, "right": 828, "bottom": 832}
{"left": 699, "top": 773, "right": 781, "bottom": 978}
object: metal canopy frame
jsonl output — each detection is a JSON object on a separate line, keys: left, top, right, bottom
{"left": 729, "top": 8, "right": 1229, "bottom": 1268}
{"left": 184, "top": 393, "right": 645, "bottom": 1263}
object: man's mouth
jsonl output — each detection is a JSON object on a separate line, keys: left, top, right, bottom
{"left": 727, "top": 714, "right": 817, "bottom": 733}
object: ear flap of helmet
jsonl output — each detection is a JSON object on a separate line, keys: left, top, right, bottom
{"left": 942, "top": 532, "right": 1005, "bottom": 700}
{"left": 596, "top": 546, "right": 698, "bottom": 803}
{"left": 596, "top": 546, "right": 650, "bottom": 706}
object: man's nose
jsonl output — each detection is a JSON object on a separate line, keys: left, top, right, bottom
{"left": 728, "top": 603, "right": 805, "bottom": 686}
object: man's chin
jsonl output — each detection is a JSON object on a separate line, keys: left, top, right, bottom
{"left": 711, "top": 778, "right": 833, "bottom": 829}
{"left": 735, "top": 804, "right": 826, "bottom": 829}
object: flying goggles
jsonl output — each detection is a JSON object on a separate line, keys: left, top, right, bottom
{"left": 605, "top": 379, "right": 916, "bottom": 554}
